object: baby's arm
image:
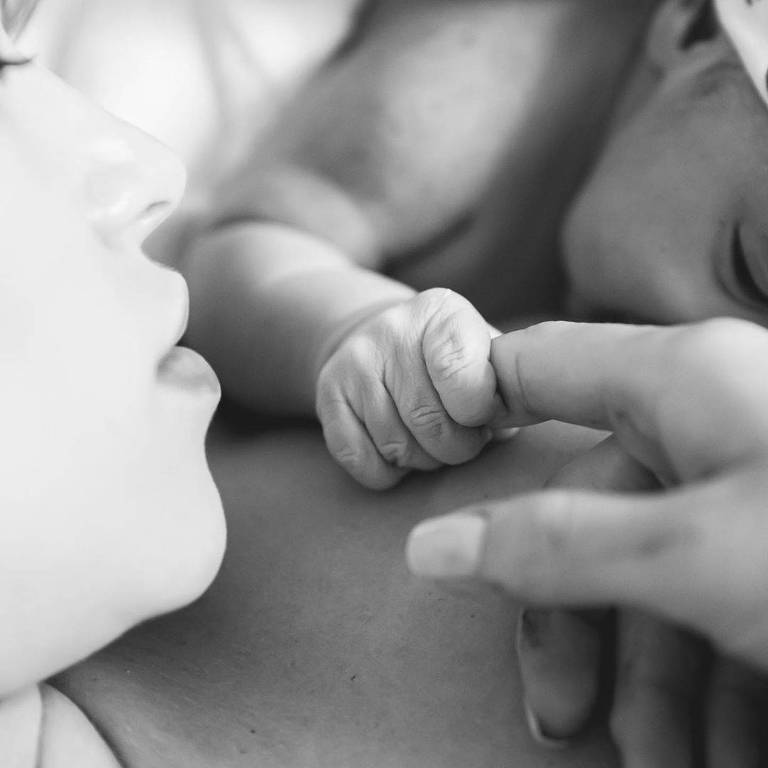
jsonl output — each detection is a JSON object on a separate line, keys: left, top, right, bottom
{"left": 182, "top": 0, "right": 650, "bottom": 486}
{"left": 188, "top": 219, "right": 501, "bottom": 488}
{"left": 184, "top": 0, "right": 573, "bottom": 411}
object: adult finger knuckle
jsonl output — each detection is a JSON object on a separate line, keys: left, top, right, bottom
{"left": 497, "top": 494, "right": 578, "bottom": 600}
{"left": 530, "top": 492, "right": 580, "bottom": 559}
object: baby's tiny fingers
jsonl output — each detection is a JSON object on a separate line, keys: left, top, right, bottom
{"left": 399, "top": 391, "right": 491, "bottom": 466}
{"left": 318, "top": 391, "right": 407, "bottom": 490}
{"left": 363, "top": 385, "right": 443, "bottom": 473}
{"left": 420, "top": 289, "right": 497, "bottom": 427}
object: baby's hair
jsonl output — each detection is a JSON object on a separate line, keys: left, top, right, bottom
{"left": 1, "top": 0, "right": 40, "bottom": 40}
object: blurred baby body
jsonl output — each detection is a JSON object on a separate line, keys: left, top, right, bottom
{"left": 177, "top": 1, "right": 656, "bottom": 489}
{"left": 24, "top": 1, "right": 663, "bottom": 490}
{"left": 23, "top": 0, "right": 363, "bottom": 247}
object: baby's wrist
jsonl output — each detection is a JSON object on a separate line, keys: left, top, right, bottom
{"left": 313, "top": 298, "right": 410, "bottom": 383}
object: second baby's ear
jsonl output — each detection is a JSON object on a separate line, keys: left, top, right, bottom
{"left": 646, "top": 0, "right": 719, "bottom": 70}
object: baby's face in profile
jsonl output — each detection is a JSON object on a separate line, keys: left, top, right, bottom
{"left": 0, "top": 21, "right": 224, "bottom": 691}
{"left": 564, "top": 0, "right": 768, "bottom": 327}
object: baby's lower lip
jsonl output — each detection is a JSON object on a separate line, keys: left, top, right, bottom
{"left": 158, "top": 346, "right": 221, "bottom": 399}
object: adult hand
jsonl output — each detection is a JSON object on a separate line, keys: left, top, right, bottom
{"left": 517, "top": 437, "right": 766, "bottom": 767}
{"left": 407, "top": 318, "right": 768, "bottom": 667}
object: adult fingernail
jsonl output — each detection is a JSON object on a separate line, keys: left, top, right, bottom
{"left": 523, "top": 700, "right": 571, "bottom": 750}
{"left": 406, "top": 513, "right": 487, "bottom": 578}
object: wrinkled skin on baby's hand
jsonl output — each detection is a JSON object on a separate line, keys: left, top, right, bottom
{"left": 315, "top": 288, "right": 505, "bottom": 489}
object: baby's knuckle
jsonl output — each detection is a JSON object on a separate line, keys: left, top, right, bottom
{"left": 430, "top": 342, "right": 473, "bottom": 384}
{"left": 331, "top": 442, "right": 366, "bottom": 473}
{"left": 342, "top": 333, "right": 380, "bottom": 365}
{"left": 407, "top": 402, "right": 448, "bottom": 439}
{"left": 315, "top": 385, "right": 342, "bottom": 421}
{"left": 378, "top": 440, "right": 412, "bottom": 468}
{"left": 417, "top": 287, "right": 458, "bottom": 313}
{"left": 320, "top": 417, "right": 362, "bottom": 469}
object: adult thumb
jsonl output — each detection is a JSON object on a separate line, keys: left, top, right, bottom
{"left": 406, "top": 470, "right": 768, "bottom": 665}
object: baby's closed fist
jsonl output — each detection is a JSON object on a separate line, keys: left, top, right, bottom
{"left": 315, "top": 288, "right": 503, "bottom": 489}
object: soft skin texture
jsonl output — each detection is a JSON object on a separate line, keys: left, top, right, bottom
{"left": 55, "top": 418, "right": 615, "bottom": 768}
{"left": 564, "top": 0, "right": 768, "bottom": 326}
{"left": 408, "top": 318, "right": 768, "bottom": 765}
{"left": 182, "top": 0, "right": 656, "bottom": 488}
{"left": 0, "top": 29, "right": 225, "bottom": 698}
{"left": 315, "top": 288, "right": 502, "bottom": 489}
{"left": 511, "top": 1, "right": 768, "bottom": 763}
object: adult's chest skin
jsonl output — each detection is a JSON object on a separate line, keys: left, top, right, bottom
{"left": 386, "top": 0, "right": 658, "bottom": 323}
{"left": 54, "top": 419, "right": 615, "bottom": 768}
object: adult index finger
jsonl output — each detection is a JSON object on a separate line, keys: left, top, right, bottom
{"left": 490, "top": 319, "right": 768, "bottom": 477}
{"left": 489, "top": 321, "right": 668, "bottom": 431}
